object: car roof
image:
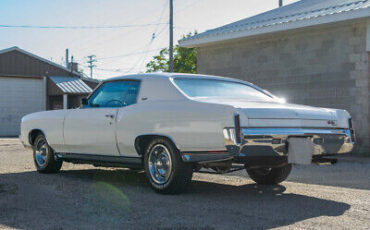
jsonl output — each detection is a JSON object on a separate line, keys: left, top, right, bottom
{"left": 96, "top": 73, "right": 276, "bottom": 100}
{"left": 105, "top": 72, "right": 255, "bottom": 86}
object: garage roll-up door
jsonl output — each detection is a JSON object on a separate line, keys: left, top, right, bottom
{"left": 0, "top": 77, "right": 45, "bottom": 136}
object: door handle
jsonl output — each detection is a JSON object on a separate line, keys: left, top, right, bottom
{"left": 105, "top": 114, "right": 115, "bottom": 119}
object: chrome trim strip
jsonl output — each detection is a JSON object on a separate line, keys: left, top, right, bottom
{"left": 180, "top": 151, "right": 234, "bottom": 163}
{"left": 241, "top": 128, "right": 351, "bottom": 136}
{"left": 113, "top": 108, "right": 121, "bottom": 155}
{"left": 59, "top": 152, "right": 142, "bottom": 165}
{"left": 134, "top": 133, "right": 180, "bottom": 151}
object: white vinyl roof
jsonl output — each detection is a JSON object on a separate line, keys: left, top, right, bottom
{"left": 180, "top": 0, "right": 370, "bottom": 47}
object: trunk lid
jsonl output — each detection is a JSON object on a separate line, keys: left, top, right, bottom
{"left": 196, "top": 98, "right": 338, "bottom": 128}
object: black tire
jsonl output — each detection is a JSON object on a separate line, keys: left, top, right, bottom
{"left": 33, "top": 134, "right": 63, "bottom": 173}
{"left": 144, "top": 137, "right": 193, "bottom": 194}
{"left": 246, "top": 164, "right": 292, "bottom": 185}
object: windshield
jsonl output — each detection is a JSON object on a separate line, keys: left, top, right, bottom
{"left": 173, "top": 78, "right": 273, "bottom": 101}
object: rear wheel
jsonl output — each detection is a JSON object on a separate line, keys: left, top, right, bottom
{"left": 144, "top": 138, "right": 193, "bottom": 194}
{"left": 246, "top": 164, "right": 292, "bottom": 185}
{"left": 33, "top": 134, "right": 63, "bottom": 173}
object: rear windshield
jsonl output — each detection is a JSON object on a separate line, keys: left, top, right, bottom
{"left": 173, "top": 78, "right": 273, "bottom": 101}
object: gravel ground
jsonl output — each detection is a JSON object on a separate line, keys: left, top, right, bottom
{"left": 0, "top": 138, "right": 369, "bottom": 230}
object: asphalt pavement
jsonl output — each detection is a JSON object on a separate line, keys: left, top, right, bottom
{"left": 0, "top": 138, "right": 369, "bottom": 230}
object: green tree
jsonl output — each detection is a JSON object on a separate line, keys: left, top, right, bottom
{"left": 146, "top": 32, "right": 197, "bottom": 73}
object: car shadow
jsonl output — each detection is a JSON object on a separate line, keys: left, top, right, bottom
{"left": 285, "top": 163, "right": 370, "bottom": 190}
{"left": 0, "top": 168, "right": 351, "bottom": 230}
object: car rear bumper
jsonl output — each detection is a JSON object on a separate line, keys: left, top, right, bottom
{"left": 223, "top": 127, "right": 355, "bottom": 157}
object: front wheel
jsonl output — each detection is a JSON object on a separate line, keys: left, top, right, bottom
{"left": 246, "top": 164, "right": 292, "bottom": 185}
{"left": 33, "top": 134, "right": 63, "bottom": 173}
{"left": 144, "top": 138, "right": 193, "bottom": 194}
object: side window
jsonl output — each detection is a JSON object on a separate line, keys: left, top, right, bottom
{"left": 87, "top": 81, "right": 140, "bottom": 108}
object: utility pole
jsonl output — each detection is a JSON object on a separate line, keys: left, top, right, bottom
{"left": 65, "top": 49, "right": 69, "bottom": 68}
{"left": 70, "top": 56, "right": 74, "bottom": 73}
{"left": 87, "top": 55, "right": 97, "bottom": 78}
{"left": 169, "top": 0, "right": 174, "bottom": 72}
{"left": 279, "top": 0, "right": 283, "bottom": 7}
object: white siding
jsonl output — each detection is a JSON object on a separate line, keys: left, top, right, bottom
{"left": 0, "top": 77, "right": 45, "bottom": 136}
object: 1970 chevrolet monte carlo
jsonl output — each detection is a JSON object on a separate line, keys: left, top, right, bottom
{"left": 20, "top": 73, "right": 355, "bottom": 194}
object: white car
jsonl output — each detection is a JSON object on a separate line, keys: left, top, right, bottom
{"left": 20, "top": 73, "right": 355, "bottom": 194}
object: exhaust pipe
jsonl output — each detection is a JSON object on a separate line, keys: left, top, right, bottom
{"left": 312, "top": 157, "right": 338, "bottom": 165}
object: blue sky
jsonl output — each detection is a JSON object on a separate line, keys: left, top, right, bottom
{"left": 0, "top": 0, "right": 299, "bottom": 79}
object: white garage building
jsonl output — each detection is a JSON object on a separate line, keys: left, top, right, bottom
{"left": 0, "top": 47, "right": 99, "bottom": 136}
{"left": 0, "top": 77, "right": 46, "bottom": 136}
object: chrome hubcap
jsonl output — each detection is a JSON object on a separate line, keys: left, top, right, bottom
{"left": 148, "top": 144, "right": 172, "bottom": 185}
{"left": 35, "top": 139, "right": 48, "bottom": 167}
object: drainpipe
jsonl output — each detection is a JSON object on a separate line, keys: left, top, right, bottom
{"left": 366, "top": 19, "right": 370, "bottom": 52}
{"left": 63, "top": 94, "right": 68, "bottom": 109}
{"left": 43, "top": 76, "right": 47, "bottom": 110}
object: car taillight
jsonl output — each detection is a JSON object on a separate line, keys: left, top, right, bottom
{"left": 348, "top": 118, "right": 355, "bottom": 142}
{"left": 234, "top": 114, "right": 241, "bottom": 144}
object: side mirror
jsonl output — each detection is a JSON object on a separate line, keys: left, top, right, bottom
{"left": 81, "top": 98, "right": 88, "bottom": 106}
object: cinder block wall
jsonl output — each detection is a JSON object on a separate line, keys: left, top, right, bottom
{"left": 197, "top": 20, "right": 369, "bottom": 155}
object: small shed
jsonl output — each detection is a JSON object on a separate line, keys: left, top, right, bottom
{"left": 48, "top": 76, "right": 94, "bottom": 109}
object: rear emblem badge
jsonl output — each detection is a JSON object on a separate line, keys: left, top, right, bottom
{"left": 327, "top": 120, "right": 337, "bottom": 126}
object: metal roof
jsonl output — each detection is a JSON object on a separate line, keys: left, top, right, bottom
{"left": 49, "top": 76, "right": 93, "bottom": 94}
{"left": 0, "top": 46, "right": 82, "bottom": 76}
{"left": 180, "top": 0, "right": 370, "bottom": 47}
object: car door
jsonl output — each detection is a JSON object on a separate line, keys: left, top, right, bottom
{"left": 63, "top": 81, "right": 135, "bottom": 155}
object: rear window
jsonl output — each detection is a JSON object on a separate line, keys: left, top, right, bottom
{"left": 173, "top": 78, "right": 273, "bottom": 101}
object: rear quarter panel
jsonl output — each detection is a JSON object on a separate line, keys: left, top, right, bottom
{"left": 116, "top": 99, "right": 235, "bottom": 157}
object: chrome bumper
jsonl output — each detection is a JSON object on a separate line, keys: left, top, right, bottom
{"left": 224, "top": 127, "right": 355, "bottom": 157}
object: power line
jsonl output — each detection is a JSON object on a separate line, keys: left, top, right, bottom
{"left": 73, "top": 0, "right": 169, "bottom": 54}
{"left": 124, "top": 42, "right": 153, "bottom": 73}
{"left": 99, "top": 48, "right": 165, "bottom": 61}
{"left": 98, "top": 2, "right": 168, "bottom": 62}
{"left": 100, "top": 24, "right": 167, "bottom": 72}
{"left": 98, "top": 23, "right": 167, "bottom": 67}
{"left": 174, "top": 0, "right": 202, "bottom": 14}
{"left": 134, "top": 3, "right": 169, "bottom": 73}
{"left": 174, "top": 25, "right": 196, "bottom": 31}
{"left": 151, "top": 0, "right": 168, "bottom": 41}
{"left": 81, "top": 1, "right": 169, "bottom": 74}
{"left": 0, "top": 23, "right": 167, "bottom": 30}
